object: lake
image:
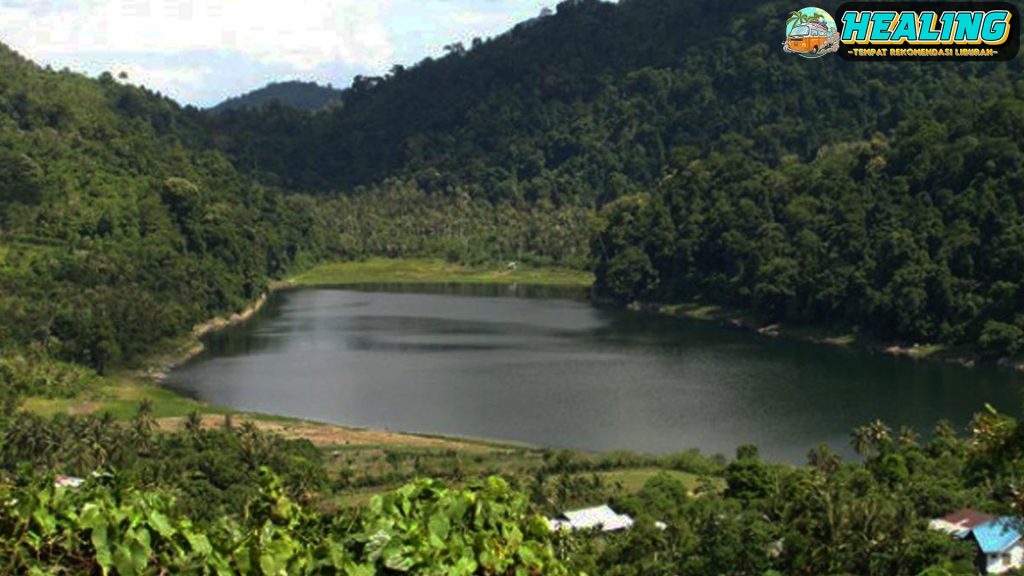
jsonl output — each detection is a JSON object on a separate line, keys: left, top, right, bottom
{"left": 163, "top": 285, "right": 1023, "bottom": 463}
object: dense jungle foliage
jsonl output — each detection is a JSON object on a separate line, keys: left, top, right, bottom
{"left": 210, "top": 82, "right": 345, "bottom": 114}
{"left": 3, "top": 401, "right": 1024, "bottom": 575}
{"left": 0, "top": 40, "right": 328, "bottom": 378}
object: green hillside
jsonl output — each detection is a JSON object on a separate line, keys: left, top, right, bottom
{"left": 0, "top": 42, "right": 327, "bottom": 378}
{"left": 207, "top": 0, "right": 1024, "bottom": 357}
{"left": 208, "top": 0, "right": 1020, "bottom": 202}
{"left": 210, "top": 81, "right": 344, "bottom": 113}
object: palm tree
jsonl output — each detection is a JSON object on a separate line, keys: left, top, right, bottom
{"left": 898, "top": 426, "right": 919, "bottom": 448}
{"left": 851, "top": 425, "right": 872, "bottom": 456}
{"left": 808, "top": 444, "right": 842, "bottom": 476}
{"left": 787, "top": 10, "right": 828, "bottom": 33}
{"left": 866, "top": 419, "right": 893, "bottom": 451}
{"left": 131, "top": 400, "right": 156, "bottom": 453}
{"left": 184, "top": 410, "right": 203, "bottom": 437}
{"left": 787, "top": 11, "right": 807, "bottom": 30}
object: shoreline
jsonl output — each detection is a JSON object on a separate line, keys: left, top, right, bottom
{"left": 144, "top": 257, "right": 591, "bottom": 384}
{"left": 644, "top": 300, "right": 1024, "bottom": 374}
{"left": 121, "top": 265, "right": 587, "bottom": 454}
{"left": 71, "top": 259, "right": 1016, "bottom": 461}
{"left": 144, "top": 264, "right": 1020, "bottom": 417}
{"left": 147, "top": 280, "right": 296, "bottom": 382}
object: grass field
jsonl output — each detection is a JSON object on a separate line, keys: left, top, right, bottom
{"left": 20, "top": 371, "right": 224, "bottom": 420}
{"left": 586, "top": 468, "right": 724, "bottom": 495}
{"left": 290, "top": 258, "right": 593, "bottom": 288}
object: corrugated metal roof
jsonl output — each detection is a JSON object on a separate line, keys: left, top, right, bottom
{"left": 559, "top": 505, "right": 634, "bottom": 531}
{"left": 943, "top": 509, "right": 995, "bottom": 529}
{"left": 931, "top": 509, "right": 996, "bottom": 538}
{"left": 974, "top": 518, "right": 1022, "bottom": 554}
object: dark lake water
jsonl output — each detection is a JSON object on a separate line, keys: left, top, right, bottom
{"left": 163, "top": 285, "right": 1024, "bottom": 463}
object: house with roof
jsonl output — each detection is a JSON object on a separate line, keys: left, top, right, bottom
{"left": 972, "top": 518, "right": 1024, "bottom": 575}
{"left": 930, "top": 509, "right": 995, "bottom": 538}
{"left": 930, "top": 509, "right": 1024, "bottom": 574}
{"left": 548, "top": 505, "right": 635, "bottom": 532}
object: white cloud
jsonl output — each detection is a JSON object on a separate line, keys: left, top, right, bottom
{"left": 0, "top": 0, "right": 564, "bottom": 105}
{"left": 0, "top": 0, "right": 395, "bottom": 70}
{"left": 117, "top": 62, "right": 212, "bottom": 90}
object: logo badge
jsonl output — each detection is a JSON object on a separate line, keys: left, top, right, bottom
{"left": 784, "top": 3, "right": 1021, "bottom": 61}
{"left": 836, "top": 2, "right": 1020, "bottom": 61}
{"left": 784, "top": 7, "right": 840, "bottom": 58}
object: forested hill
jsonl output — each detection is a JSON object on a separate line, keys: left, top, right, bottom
{"left": 207, "top": 0, "right": 1024, "bottom": 356}
{"left": 0, "top": 41, "right": 326, "bottom": 379}
{"left": 209, "top": 81, "right": 344, "bottom": 113}
{"left": 6, "top": 0, "right": 1024, "bottom": 363}
{"left": 208, "top": 0, "right": 1022, "bottom": 201}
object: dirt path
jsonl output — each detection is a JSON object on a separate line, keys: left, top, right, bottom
{"left": 156, "top": 414, "right": 501, "bottom": 452}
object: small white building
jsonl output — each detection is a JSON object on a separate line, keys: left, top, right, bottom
{"left": 548, "top": 505, "right": 635, "bottom": 532}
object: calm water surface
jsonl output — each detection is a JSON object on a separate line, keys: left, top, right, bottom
{"left": 164, "top": 285, "right": 1023, "bottom": 463}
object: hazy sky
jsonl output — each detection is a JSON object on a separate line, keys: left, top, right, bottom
{"left": 0, "top": 0, "right": 560, "bottom": 107}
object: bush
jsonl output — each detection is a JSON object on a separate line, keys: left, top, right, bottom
{"left": 979, "top": 320, "right": 1024, "bottom": 357}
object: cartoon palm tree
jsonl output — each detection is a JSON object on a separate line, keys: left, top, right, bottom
{"left": 786, "top": 11, "right": 807, "bottom": 31}
{"left": 787, "top": 10, "right": 827, "bottom": 33}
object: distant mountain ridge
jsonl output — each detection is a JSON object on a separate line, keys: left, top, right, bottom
{"left": 210, "top": 81, "right": 343, "bottom": 113}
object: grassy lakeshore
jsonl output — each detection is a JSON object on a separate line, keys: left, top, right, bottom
{"left": 290, "top": 258, "right": 594, "bottom": 288}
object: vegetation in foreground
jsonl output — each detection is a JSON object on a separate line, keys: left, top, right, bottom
{"left": 2, "top": 399, "right": 1023, "bottom": 575}
{"left": 291, "top": 258, "right": 593, "bottom": 288}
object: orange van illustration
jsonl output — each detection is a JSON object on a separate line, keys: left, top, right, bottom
{"left": 787, "top": 22, "right": 829, "bottom": 53}
{"left": 784, "top": 8, "right": 840, "bottom": 58}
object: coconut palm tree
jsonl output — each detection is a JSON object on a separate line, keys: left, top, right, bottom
{"left": 898, "top": 426, "right": 919, "bottom": 448}
{"left": 787, "top": 11, "right": 806, "bottom": 31}
{"left": 806, "top": 12, "right": 827, "bottom": 25}
{"left": 808, "top": 443, "right": 842, "bottom": 476}
{"left": 851, "top": 425, "right": 872, "bottom": 456}
{"left": 866, "top": 419, "right": 894, "bottom": 452}
{"left": 787, "top": 10, "right": 828, "bottom": 33}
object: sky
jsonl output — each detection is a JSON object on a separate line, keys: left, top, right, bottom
{"left": 0, "top": 0, "right": 560, "bottom": 107}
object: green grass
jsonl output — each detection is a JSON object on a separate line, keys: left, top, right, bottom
{"left": 661, "top": 303, "right": 724, "bottom": 321}
{"left": 20, "top": 370, "right": 227, "bottom": 419}
{"left": 589, "top": 468, "right": 706, "bottom": 494}
{"left": 290, "top": 258, "right": 593, "bottom": 288}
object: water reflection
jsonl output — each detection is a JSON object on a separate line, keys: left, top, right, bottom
{"left": 164, "top": 286, "right": 1024, "bottom": 463}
